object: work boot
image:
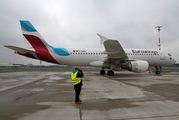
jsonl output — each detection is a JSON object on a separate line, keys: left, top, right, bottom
{"left": 75, "top": 101, "right": 81, "bottom": 104}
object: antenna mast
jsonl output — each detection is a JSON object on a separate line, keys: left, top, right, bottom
{"left": 155, "top": 26, "right": 163, "bottom": 50}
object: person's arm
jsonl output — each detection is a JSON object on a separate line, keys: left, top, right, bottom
{"left": 76, "top": 69, "right": 83, "bottom": 77}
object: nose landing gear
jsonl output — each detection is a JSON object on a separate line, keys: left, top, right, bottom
{"left": 155, "top": 66, "right": 161, "bottom": 75}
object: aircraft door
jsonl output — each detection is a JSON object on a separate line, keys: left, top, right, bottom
{"left": 160, "top": 51, "right": 165, "bottom": 60}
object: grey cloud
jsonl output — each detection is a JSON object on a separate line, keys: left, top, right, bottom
{"left": 0, "top": 0, "right": 179, "bottom": 65}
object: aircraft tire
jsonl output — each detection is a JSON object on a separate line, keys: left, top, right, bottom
{"left": 155, "top": 66, "right": 161, "bottom": 75}
{"left": 156, "top": 71, "right": 160, "bottom": 74}
{"left": 107, "top": 70, "right": 114, "bottom": 76}
{"left": 100, "top": 70, "right": 105, "bottom": 75}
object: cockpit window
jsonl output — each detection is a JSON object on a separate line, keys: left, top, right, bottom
{"left": 168, "top": 53, "right": 172, "bottom": 56}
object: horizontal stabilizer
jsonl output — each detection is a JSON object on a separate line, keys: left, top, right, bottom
{"left": 4, "top": 45, "right": 37, "bottom": 54}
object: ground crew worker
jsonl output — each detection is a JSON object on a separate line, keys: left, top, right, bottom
{"left": 71, "top": 67, "right": 83, "bottom": 104}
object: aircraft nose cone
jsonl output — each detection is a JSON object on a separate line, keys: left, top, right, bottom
{"left": 173, "top": 57, "right": 177, "bottom": 64}
{"left": 170, "top": 57, "right": 176, "bottom": 65}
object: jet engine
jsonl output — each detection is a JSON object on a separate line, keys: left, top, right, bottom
{"left": 121, "top": 61, "right": 149, "bottom": 72}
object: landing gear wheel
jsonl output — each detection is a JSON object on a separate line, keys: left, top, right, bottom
{"left": 107, "top": 70, "right": 114, "bottom": 76}
{"left": 155, "top": 66, "right": 161, "bottom": 75}
{"left": 156, "top": 71, "right": 160, "bottom": 74}
{"left": 100, "top": 70, "right": 105, "bottom": 75}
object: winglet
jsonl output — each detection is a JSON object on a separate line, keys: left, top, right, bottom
{"left": 97, "top": 34, "right": 109, "bottom": 44}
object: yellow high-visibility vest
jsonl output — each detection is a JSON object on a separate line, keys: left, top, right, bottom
{"left": 71, "top": 71, "right": 82, "bottom": 85}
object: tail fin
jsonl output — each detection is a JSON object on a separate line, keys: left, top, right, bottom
{"left": 20, "top": 20, "right": 50, "bottom": 50}
{"left": 19, "top": 20, "right": 59, "bottom": 64}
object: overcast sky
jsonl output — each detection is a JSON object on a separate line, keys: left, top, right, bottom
{"left": 0, "top": 0, "right": 179, "bottom": 65}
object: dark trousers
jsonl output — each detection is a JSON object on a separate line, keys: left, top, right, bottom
{"left": 74, "top": 86, "right": 81, "bottom": 102}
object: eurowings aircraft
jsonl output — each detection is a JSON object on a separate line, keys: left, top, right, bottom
{"left": 5, "top": 20, "right": 176, "bottom": 76}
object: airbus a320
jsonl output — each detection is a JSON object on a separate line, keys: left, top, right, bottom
{"left": 5, "top": 20, "right": 176, "bottom": 76}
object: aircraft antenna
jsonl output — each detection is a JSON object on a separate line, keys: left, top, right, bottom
{"left": 155, "top": 26, "right": 163, "bottom": 50}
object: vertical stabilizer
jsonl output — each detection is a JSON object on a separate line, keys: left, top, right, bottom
{"left": 19, "top": 20, "right": 59, "bottom": 64}
{"left": 20, "top": 20, "right": 50, "bottom": 50}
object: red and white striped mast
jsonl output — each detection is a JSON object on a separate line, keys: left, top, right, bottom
{"left": 155, "top": 26, "right": 163, "bottom": 50}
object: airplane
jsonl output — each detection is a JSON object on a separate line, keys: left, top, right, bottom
{"left": 4, "top": 20, "right": 176, "bottom": 76}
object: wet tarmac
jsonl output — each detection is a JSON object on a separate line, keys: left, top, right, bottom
{"left": 0, "top": 71, "right": 179, "bottom": 120}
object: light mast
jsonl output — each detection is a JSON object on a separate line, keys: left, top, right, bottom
{"left": 155, "top": 26, "right": 163, "bottom": 50}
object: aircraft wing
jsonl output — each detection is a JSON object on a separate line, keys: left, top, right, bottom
{"left": 97, "top": 34, "right": 129, "bottom": 63}
{"left": 4, "top": 45, "right": 37, "bottom": 54}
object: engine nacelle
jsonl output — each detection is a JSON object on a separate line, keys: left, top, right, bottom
{"left": 121, "top": 61, "right": 149, "bottom": 72}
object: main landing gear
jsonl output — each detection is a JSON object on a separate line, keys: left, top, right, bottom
{"left": 107, "top": 70, "right": 114, "bottom": 76}
{"left": 100, "top": 70, "right": 114, "bottom": 76}
{"left": 100, "top": 70, "right": 105, "bottom": 75}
